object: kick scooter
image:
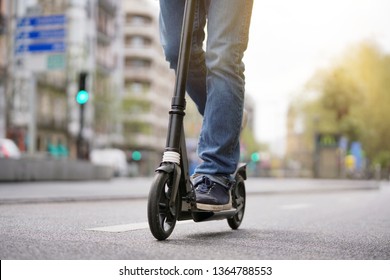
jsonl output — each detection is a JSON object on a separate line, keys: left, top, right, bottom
{"left": 147, "top": 0, "right": 247, "bottom": 241}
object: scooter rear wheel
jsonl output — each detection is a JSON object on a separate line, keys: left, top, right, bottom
{"left": 227, "top": 174, "right": 246, "bottom": 229}
{"left": 147, "top": 171, "right": 180, "bottom": 240}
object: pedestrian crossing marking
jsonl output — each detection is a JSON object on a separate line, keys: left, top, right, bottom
{"left": 86, "top": 222, "right": 149, "bottom": 232}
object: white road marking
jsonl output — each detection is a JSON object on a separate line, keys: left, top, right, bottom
{"left": 86, "top": 222, "right": 149, "bottom": 232}
{"left": 86, "top": 220, "right": 192, "bottom": 233}
{"left": 280, "top": 203, "right": 311, "bottom": 210}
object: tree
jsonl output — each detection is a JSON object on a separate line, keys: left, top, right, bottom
{"left": 297, "top": 42, "right": 390, "bottom": 170}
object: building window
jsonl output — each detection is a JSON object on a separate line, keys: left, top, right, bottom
{"left": 125, "top": 35, "right": 152, "bottom": 48}
{"left": 126, "top": 80, "right": 151, "bottom": 95}
{"left": 125, "top": 57, "right": 151, "bottom": 69}
{"left": 125, "top": 14, "right": 152, "bottom": 26}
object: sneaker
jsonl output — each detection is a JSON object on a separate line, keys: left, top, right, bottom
{"left": 192, "top": 174, "right": 234, "bottom": 211}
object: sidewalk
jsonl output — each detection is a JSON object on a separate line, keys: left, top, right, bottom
{"left": 0, "top": 177, "right": 152, "bottom": 204}
{"left": 0, "top": 177, "right": 383, "bottom": 204}
{"left": 245, "top": 177, "right": 381, "bottom": 195}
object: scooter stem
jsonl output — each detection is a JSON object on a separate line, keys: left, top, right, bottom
{"left": 165, "top": 0, "right": 196, "bottom": 154}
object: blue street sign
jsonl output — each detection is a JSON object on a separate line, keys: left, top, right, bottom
{"left": 16, "top": 42, "right": 66, "bottom": 54}
{"left": 16, "top": 29, "right": 65, "bottom": 40}
{"left": 17, "top": 14, "right": 66, "bottom": 28}
{"left": 15, "top": 14, "right": 66, "bottom": 55}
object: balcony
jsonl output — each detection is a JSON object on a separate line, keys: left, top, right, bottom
{"left": 124, "top": 46, "right": 159, "bottom": 62}
{"left": 123, "top": 24, "right": 156, "bottom": 39}
{"left": 124, "top": 67, "right": 154, "bottom": 82}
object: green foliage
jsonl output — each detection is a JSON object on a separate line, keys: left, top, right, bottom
{"left": 297, "top": 42, "right": 390, "bottom": 168}
{"left": 373, "top": 151, "right": 390, "bottom": 167}
{"left": 122, "top": 98, "right": 151, "bottom": 113}
{"left": 240, "top": 126, "right": 269, "bottom": 159}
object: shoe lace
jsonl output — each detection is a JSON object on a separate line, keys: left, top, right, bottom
{"left": 196, "top": 176, "right": 214, "bottom": 194}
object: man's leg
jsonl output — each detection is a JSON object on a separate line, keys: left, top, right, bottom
{"left": 193, "top": 0, "right": 253, "bottom": 211}
{"left": 159, "top": 0, "right": 208, "bottom": 115}
{"left": 195, "top": 0, "right": 254, "bottom": 176}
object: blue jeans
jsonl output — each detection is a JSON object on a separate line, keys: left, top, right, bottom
{"left": 159, "top": 0, "right": 253, "bottom": 176}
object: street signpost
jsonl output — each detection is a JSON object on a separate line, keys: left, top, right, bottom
{"left": 14, "top": 14, "right": 67, "bottom": 154}
{"left": 15, "top": 14, "right": 66, "bottom": 72}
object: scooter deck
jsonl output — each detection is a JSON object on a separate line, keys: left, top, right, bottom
{"left": 177, "top": 197, "right": 238, "bottom": 222}
{"left": 191, "top": 208, "right": 238, "bottom": 222}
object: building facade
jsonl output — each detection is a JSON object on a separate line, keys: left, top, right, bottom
{"left": 91, "top": 0, "right": 123, "bottom": 148}
{"left": 0, "top": 0, "right": 7, "bottom": 138}
{"left": 66, "top": 0, "right": 123, "bottom": 157}
{"left": 122, "top": 0, "right": 174, "bottom": 175}
{"left": 2, "top": 0, "right": 123, "bottom": 158}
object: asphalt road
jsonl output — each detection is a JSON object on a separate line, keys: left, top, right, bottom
{"left": 0, "top": 178, "right": 389, "bottom": 259}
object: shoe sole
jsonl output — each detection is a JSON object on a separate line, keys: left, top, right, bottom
{"left": 196, "top": 202, "right": 232, "bottom": 211}
{"left": 196, "top": 194, "right": 232, "bottom": 212}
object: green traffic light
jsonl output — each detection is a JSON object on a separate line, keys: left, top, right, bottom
{"left": 251, "top": 152, "right": 260, "bottom": 162}
{"left": 76, "top": 90, "right": 89, "bottom": 105}
{"left": 132, "top": 151, "right": 142, "bottom": 161}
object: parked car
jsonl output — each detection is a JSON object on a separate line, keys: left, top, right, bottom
{"left": 90, "top": 148, "right": 128, "bottom": 177}
{"left": 0, "top": 138, "right": 22, "bottom": 159}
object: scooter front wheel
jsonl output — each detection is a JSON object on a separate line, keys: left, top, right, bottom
{"left": 147, "top": 171, "right": 180, "bottom": 240}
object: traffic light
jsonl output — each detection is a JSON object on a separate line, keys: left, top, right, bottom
{"left": 76, "top": 72, "right": 89, "bottom": 159}
{"left": 76, "top": 72, "right": 89, "bottom": 105}
{"left": 76, "top": 90, "right": 89, "bottom": 105}
{"left": 251, "top": 152, "right": 260, "bottom": 162}
{"left": 132, "top": 151, "right": 142, "bottom": 161}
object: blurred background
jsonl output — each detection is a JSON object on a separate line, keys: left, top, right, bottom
{"left": 0, "top": 0, "right": 389, "bottom": 180}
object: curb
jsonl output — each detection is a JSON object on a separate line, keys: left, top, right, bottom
{"left": 0, "top": 179, "right": 381, "bottom": 205}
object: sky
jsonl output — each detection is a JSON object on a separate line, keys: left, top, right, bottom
{"left": 243, "top": 0, "right": 390, "bottom": 155}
